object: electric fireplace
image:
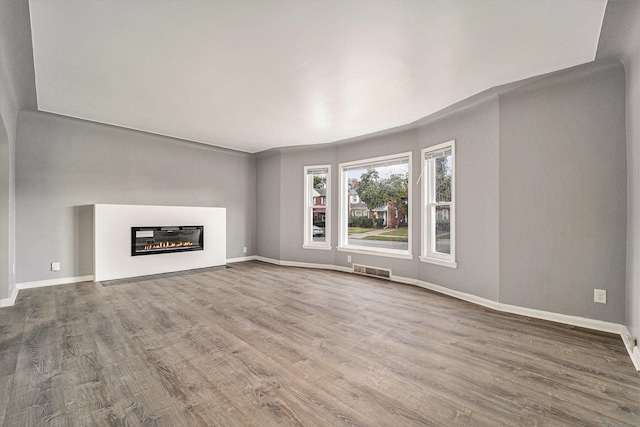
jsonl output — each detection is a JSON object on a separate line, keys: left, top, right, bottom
{"left": 131, "top": 226, "right": 204, "bottom": 256}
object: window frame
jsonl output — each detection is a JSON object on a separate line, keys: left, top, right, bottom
{"left": 338, "top": 152, "right": 412, "bottom": 259}
{"left": 303, "top": 165, "right": 331, "bottom": 250}
{"left": 420, "top": 140, "right": 457, "bottom": 268}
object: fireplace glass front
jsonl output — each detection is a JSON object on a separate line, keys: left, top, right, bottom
{"left": 131, "top": 226, "right": 204, "bottom": 256}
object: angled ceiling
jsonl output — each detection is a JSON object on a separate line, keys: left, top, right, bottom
{"left": 29, "top": 0, "right": 606, "bottom": 153}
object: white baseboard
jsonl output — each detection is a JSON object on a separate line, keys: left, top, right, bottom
{"left": 0, "top": 286, "right": 18, "bottom": 308}
{"left": 17, "top": 275, "right": 95, "bottom": 290}
{"left": 254, "top": 256, "right": 352, "bottom": 273}
{"left": 227, "top": 255, "right": 257, "bottom": 263}
{"left": 280, "top": 259, "right": 344, "bottom": 271}
{"left": 250, "top": 257, "right": 637, "bottom": 369}
{"left": 254, "top": 256, "right": 280, "bottom": 265}
{"left": 3, "top": 257, "right": 638, "bottom": 370}
{"left": 409, "top": 277, "right": 626, "bottom": 335}
{"left": 0, "top": 275, "right": 94, "bottom": 308}
{"left": 621, "top": 332, "right": 640, "bottom": 371}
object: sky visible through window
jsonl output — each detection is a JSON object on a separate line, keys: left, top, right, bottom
{"left": 347, "top": 164, "right": 408, "bottom": 181}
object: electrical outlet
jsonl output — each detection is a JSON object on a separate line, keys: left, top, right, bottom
{"left": 51, "top": 262, "right": 61, "bottom": 271}
{"left": 594, "top": 289, "right": 607, "bottom": 304}
{"left": 347, "top": 255, "right": 352, "bottom": 263}
{"left": 243, "top": 246, "right": 248, "bottom": 254}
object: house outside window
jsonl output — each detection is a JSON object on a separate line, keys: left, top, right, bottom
{"left": 421, "top": 141, "right": 457, "bottom": 268}
{"left": 304, "top": 165, "right": 331, "bottom": 250}
{"left": 339, "top": 152, "right": 411, "bottom": 259}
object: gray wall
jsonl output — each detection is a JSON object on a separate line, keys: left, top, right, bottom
{"left": 256, "top": 151, "right": 282, "bottom": 261}
{"left": 258, "top": 61, "right": 627, "bottom": 325}
{"left": 278, "top": 145, "right": 337, "bottom": 266}
{"left": 16, "top": 111, "right": 256, "bottom": 283}
{"left": 499, "top": 62, "right": 627, "bottom": 323}
{"left": 0, "top": 119, "right": 9, "bottom": 299}
{"left": 596, "top": 0, "right": 640, "bottom": 352}
{"left": 0, "top": 0, "right": 37, "bottom": 299}
{"left": 5, "top": 0, "right": 635, "bottom": 335}
{"left": 416, "top": 97, "right": 500, "bottom": 300}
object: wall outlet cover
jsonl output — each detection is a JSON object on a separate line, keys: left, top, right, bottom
{"left": 594, "top": 289, "right": 607, "bottom": 304}
{"left": 51, "top": 262, "right": 61, "bottom": 271}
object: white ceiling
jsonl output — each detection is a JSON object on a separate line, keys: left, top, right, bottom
{"left": 29, "top": 0, "right": 607, "bottom": 153}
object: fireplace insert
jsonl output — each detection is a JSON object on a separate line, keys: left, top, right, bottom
{"left": 131, "top": 226, "right": 204, "bottom": 256}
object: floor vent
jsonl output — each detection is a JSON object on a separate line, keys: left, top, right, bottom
{"left": 353, "top": 264, "right": 391, "bottom": 280}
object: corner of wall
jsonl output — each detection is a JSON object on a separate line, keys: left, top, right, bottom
{"left": 256, "top": 150, "right": 282, "bottom": 260}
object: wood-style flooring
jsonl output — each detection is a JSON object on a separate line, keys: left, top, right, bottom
{"left": 1, "top": 261, "right": 639, "bottom": 426}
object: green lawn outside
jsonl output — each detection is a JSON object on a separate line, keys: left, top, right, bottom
{"left": 362, "top": 235, "right": 409, "bottom": 242}
{"left": 360, "top": 227, "right": 409, "bottom": 242}
{"left": 380, "top": 228, "right": 408, "bottom": 237}
{"left": 348, "top": 227, "right": 373, "bottom": 234}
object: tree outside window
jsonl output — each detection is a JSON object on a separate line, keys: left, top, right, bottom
{"left": 421, "top": 141, "right": 456, "bottom": 268}
{"left": 304, "top": 165, "right": 331, "bottom": 249}
{"left": 340, "top": 153, "right": 411, "bottom": 257}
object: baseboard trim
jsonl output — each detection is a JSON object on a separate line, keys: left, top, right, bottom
{"left": 280, "top": 259, "right": 342, "bottom": 271}
{"left": 227, "top": 255, "right": 257, "bottom": 264}
{"left": 251, "top": 258, "right": 636, "bottom": 369}
{"left": 254, "top": 256, "right": 353, "bottom": 273}
{"left": 254, "top": 256, "right": 280, "bottom": 265}
{"left": 621, "top": 332, "right": 640, "bottom": 371}
{"left": 17, "top": 275, "right": 95, "bottom": 290}
{"left": 0, "top": 286, "right": 19, "bottom": 308}
{"left": 409, "top": 277, "right": 626, "bottom": 335}
{"left": 4, "top": 257, "right": 637, "bottom": 370}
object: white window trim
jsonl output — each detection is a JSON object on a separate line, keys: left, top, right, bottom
{"left": 303, "top": 165, "right": 331, "bottom": 250}
{"left": 338, "top": 152, "right": 412, "bottom": 259}
{"left": 420, "top": 141, "right": 457, "bottom": 268}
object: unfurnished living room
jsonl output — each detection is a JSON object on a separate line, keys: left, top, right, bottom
{"left": 1, "top": 0, "right": 640, "bottom": 425}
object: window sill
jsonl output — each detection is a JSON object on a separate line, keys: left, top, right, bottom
{"left": 303, "top": 244, "right": 332, "bottom": 251}
{"left": 419, "top": 256, "right": 457, "bottom": 268}
{"left": 338, "top": 246, "right": 413, "bottom": 260}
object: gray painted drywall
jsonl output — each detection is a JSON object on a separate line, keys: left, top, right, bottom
{"left": 0, "top": 0, "right": 37, "bottom": 300}
{"left": 271, "top": 97, "right": 500, "bottom": 296}
{"left": 499, "top": 62, "right": 627, "bottom": 323}
{"left": 4, "top": 0, "right": 632, "bottom": 335}
{"left": 0, "top": 118, "right": 9, "bottom": 300}
{"left": 256, "top": 151, "right": 282, "bottom": 260}
{"left": 15, "top": 111, "right": 256, "bottom": 283}
{"left": 416, "top": 97, "right": 500, "bottom": 300}
{"left": 277, "top": 145, "right": 338, "bottom": 265}
{"left": 261, "top": 61, "right": 626, "bottom": 325}
{"left": 597, "top": 0, "right": 640, "bottom": 349}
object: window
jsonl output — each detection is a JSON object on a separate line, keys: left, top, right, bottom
{"left": 304, "top": 165, "right": 331, "bottom": 250}
{"left": 421, "top": 141, "right": 456, "bottom": 267}
{"left": 339, "top": 153, "right": 412, "bottom": 259}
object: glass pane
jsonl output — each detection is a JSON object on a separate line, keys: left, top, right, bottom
{"left": 312, "top": 207, "right": 326, "bottom": 243}
{"left": 310, "top": 172, "right": 327, "bottom": 206}
{"left": 434, "top": 155, "right": 452, "bottom": 203}
{"left": 434, "top": 206, "right": 450, "bottom": 254}
{"left": 345, "top": 159, "right": 409, "bottom": 251}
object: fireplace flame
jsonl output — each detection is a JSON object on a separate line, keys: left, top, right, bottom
{"left": 143, "top": 241, "right": 195, "bottom": 251}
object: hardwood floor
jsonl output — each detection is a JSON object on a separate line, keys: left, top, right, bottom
{"left": 1, "top": 261, "right": 639, "bottom": 426}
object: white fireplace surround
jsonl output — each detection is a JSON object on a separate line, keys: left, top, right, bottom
{"left": 94, "top": 204, "right": 226, "bottom": 282}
